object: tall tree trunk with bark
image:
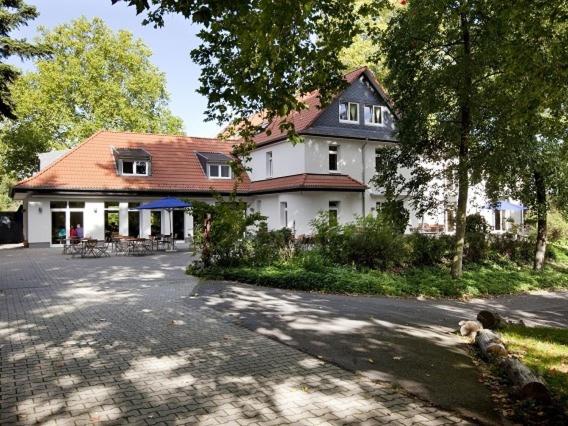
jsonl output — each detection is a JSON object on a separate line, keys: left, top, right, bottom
{"left": 451, "top": 11, "right": 472, "bottom": 279}
{"left": 533, "top": 170, "right": 547, "bottom": 271}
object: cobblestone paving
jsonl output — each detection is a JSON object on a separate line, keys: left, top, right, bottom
{"left": 0, "top": 249, "right": 471, "bottom": 425}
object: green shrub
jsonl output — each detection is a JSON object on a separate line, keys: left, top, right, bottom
{"left": 376, "top": 199, "right": 410, "bottom": 234}
{"left": 310, "top": 213, "right": 410, "bottom": 270}
{"left": 407, "top": 233, "right": 454, "bottom": 266}
{"left": 250, "top": 223, "right": 295, "bottom": 266}
{"left": 547, "top": 210, "right": 568, "bottom": 242}
{"left": 488, "top": 234, "right": 535, "bottom": 264}
{"left": 464, "top": 213, "right": 489, "bottom": 262}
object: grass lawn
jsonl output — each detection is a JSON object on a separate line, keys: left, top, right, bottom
{"left": 189, "top": 261, "right": 568, "bottom": 298}
{"left": 500, "top": 325, "right": 568, "bottom": 407}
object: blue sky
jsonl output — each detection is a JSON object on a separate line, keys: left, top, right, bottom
{"left": 7, "top": 0, "right": 220, "bottom": 137}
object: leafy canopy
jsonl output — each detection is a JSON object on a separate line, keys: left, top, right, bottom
{"left": 0, "top": 0, "right": 47, "bottom": 120}
{"left": 1, "top": 17, "right": 184, "bottom": 178}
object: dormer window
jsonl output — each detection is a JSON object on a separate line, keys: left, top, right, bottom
{"left": 113, "top": 147, "right": 151, "bottom": 177}
{"left": 364, "top": 105, "right": 383, "bottom": 126}
{"left": 120, "top": 160, "right": 149, "bottom": 176}
{"left": 208, "top": 163, "right": 231, "bottom": 179}
{"left": 339, "top": 101, "right": 359, "bottom": 123}
{"left": 196, "top": 152, "right": 233, "bottom": 180}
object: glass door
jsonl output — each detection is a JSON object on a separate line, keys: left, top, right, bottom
{"left": 151, "top": 211, "right": 161, "bottom": 236}
{"left": 51, "top": 211, "right": 66, "bottom": 244}
{"left": 173, "top": 210, "right": 185, "bottom": 240}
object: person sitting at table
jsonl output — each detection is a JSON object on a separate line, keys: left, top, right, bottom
{"left": 76, "top": 224, "right": 84, "bottom": 239}
{"left": 70, "top": 225, "right": 78, "bottom": 240}
{"left": 57, "top": 226, "right": 66, "bottom": 241}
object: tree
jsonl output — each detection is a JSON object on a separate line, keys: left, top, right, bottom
{"left": 370, "top": 1, "right": 504, "bottom": 277}
{"left": 0, "top": 0, "right": 47, "bottom": 120}
{"left": 479, "top": 2, "right": 568, "bottom": 270}
{"left": 1, "top": 17, "right": 183, "bottom": 178}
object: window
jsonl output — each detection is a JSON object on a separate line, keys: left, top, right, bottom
{"left": 364, "top": 105, "right": 383, "bottom": 125}
{"left": 339, "top": 101, "right": 359, "bottom": 123}
{"left": 266, "top": 151, "right": 273, "bottom": 177}
{"left": 68, "top": 201, "right": 85, "bottom": 209}
{"left": 104, "top": 201, "right": 119, "bottom": 210}
{"left": 121, "top": 160, "right": 149, "bottom": 176}
{"left": 50, "top": 201, "right": 67, "bottom": 209}
{"left": 329, "top": 145, "right": 339, "bottom": 172}
{"left": 208, "top": 163, "right": 231, "bottom": 179}
{"left": 256, "top": 199, "right": 262, "bottom": 213}
{"left": 329, "top": 201, "right": 339, "bottom": 226}
{"left": 280, "top": 201, "right": 288, "bottom": 227}
{"left": 375, "top": 148, "right": 381, "bottom": 172}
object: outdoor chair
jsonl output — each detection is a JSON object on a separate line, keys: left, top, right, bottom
{"left": 81, "top": 239, "right": 99, "bottom": 258}
{"left": 95, "top": 240, "right": 111, "bottom": 257}
{"left": 114, "top": 238, "right": 131, "bottom": 256}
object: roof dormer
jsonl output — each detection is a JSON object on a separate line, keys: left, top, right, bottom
{"left": 196, "top": 152, "right": 232, "bottom": 179}
{"left": 112, "top": 147, "right": 151, "bottom": 176}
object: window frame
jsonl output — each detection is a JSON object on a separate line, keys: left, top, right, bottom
{"left": 364, "top": 104, "right": 384, "bottom": 126}
{"left": 120, "top": 159, "right": 149, "bottom": 176}
{"left": 328, "top": 145, "right": 339, "bottom": 172}
{"left": 207, "top": 163, "right": 232, "bottom": 179}
{"left": 339, "top": 101, "right": 359, "bottom": 123}
{"left": 328, "top": 201, "right": 340, "bottom": 226}
{"left": 280, "top": 201, "right": 288, "bottom": 228}
{"left": 266, "top": 151, "right": 273, "bottom": 178}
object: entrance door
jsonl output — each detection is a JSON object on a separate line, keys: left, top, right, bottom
{"left": 104, "top": 211, "right": 119, "bottom": 241}
{"left": 128, "top": 211, "right": 140, "bottom": 237}
{"left": 51, "top": 211, "right": 66, "bottom": 244}
{"left": 173, "top": 210, "right": 185, "bottom": 240}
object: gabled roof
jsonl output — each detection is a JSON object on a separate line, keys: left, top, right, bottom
{"left": 252, "top": 66, "right": 396, "bottom": 146}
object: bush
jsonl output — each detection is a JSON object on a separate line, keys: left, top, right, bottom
{"left": 311, "top": 213, "right": 410, "bottom": 270}
{"left": 464, "top": 213, "right": 489, "bottom": 262}
{"left": 407, "top": 233, "right": 454, "bottom": 266}
{"left": 376, "top": 200, "right": 410, "bottom": 234}
{"left": 488, "top": 234, "right": 535, "bottom": 264}
{"left": 191, "top": 196, "right": 264, "bottom": 267}
{"left": 547, "top": 210, "right": 568, "bottom": 242}
{"left": 250, "top": 223, "right": 295, "bottom": 266}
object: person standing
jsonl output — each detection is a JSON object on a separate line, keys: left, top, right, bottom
{"left": 76, "top": 224, "right": 84, "bottom": 239}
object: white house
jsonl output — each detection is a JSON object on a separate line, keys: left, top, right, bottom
{"left": 10, "top": 67, "right": 522, "bottom": 246}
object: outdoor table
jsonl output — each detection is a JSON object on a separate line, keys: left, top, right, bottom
{"left": 61, "top": 238, "right": 82, "bottom": 255}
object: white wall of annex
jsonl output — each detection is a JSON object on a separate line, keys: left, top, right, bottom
{"left": 26, "top": 200, "right": 50, "bottom": 243}
{"left": 247, "top": 141, "right": 306, "bottom": 181}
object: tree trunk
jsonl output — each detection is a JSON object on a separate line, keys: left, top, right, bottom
{"left": 499, "top": 358, "right": 550, "bottom": 401}
{"left": 477, "top": 310, "right": 504, "bottom": 330}
{"left": 451, "top": 11, "right": 472, "bottom": 279}
{"left": 533, "top": 170, "right": 547, "bottom": 271}
{"left": 475, "top": 329, "right": 508, "bottom": 359}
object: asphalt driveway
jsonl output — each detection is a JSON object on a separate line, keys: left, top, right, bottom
{"left": 195, "top": 280, "right": 568, "bottom": 424}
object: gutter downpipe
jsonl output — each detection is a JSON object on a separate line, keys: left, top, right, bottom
{"left": 361, "top": 139, "right": 369, "bottom": 216}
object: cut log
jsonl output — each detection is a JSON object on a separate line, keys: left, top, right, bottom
{"left": 477, "top": 310, "right": 503, "bottom": 329}
{"left": 475, "top": 329, "right": 508, "bottom": 359}
{"left": 499, "top": 358, "right": 550, "bottom": 402}
{"left": 459, "top": 320, "right": 483, "bottom": 338}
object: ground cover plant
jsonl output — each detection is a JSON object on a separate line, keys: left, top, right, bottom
{"left": 500, "top": 325, "right": 568, "bottom": 408}
{"left": 188, "top": 209, "right": 568, "bottom": 299}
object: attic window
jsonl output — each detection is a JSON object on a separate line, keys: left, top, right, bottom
{"left": 113, "top": 147, "right": 151, "bottom": 177}
{"left": 208, "top": 163, "right": 231, "bottom": 179}
{"left": 339, "top": 101, "right": 359, "bottom": 123}
{"left": 364, "top": 105, "right": 383, "bottom": 125}
{"left": 120, "top": 160, "right": 149, "bottom": 176}
{"left": 196, "top": 152, "right": 233, "bottom": 179}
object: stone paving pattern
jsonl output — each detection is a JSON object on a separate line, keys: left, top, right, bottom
{"left": 0, "top": 249, "right": 471, "bottom": 425}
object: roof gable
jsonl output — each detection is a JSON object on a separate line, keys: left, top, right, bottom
{"left": 253, "top": 67, "right": 397, "bottom": 146}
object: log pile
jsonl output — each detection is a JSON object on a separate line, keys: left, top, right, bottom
{"left": 460, "top": 310, "right": 550, "bottom": 402}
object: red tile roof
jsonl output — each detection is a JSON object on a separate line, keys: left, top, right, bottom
{"left": 13, "top": 131, "right": 249, "bottom": 194}
{"left": 249, "top": 173, "right": 366, "bottom": 194}
{"left": 12, "top": 131, "right": 366, "bottom": 195}
{"left": 252, "top": 66, "right": 392, "bottom": 146}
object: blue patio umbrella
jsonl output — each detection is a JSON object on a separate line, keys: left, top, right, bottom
{"left": 483, "top": 200, "right": 526, "bottom": 229}
{"left": 136, "top": 197, "right": 192, "bottom": 246}
{"left": 483, "top": 200, "right": 525, "bottom": 211}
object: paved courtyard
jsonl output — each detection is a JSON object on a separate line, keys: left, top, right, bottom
{"left": 0, "top": 248, "right": 471, "bottom": 425}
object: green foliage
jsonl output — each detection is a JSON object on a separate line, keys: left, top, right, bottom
{"left": 0, "top": 0, "right": 48, "bottom": 120}
{"left": 376, "top": 199, "right": 409, "bottom": 234}
{"left": 191, "top": 196, "right": 264, "bottom": 267}
{"left": 1, "top": 17, "right": 184, "bottom": 178}
{"left": 250, "top": 223, "right": 295, "bottom": 266}
{"left": 488, "top": 234, "right": 535, "bottom": 265}
{"left": 311, "top": 213, "right": 410, "bottom": 270}
{"left": 501, "top": 325, "right": 568, "bottom": 408}
{"left": 406, "top": 233, "right": 454, "bottom": 267}
{"left": 464, "top": 214, "right": 489, "bottom": 263}
{"left": 547, "top": 210, "right": 568, "bottom": 242}
{"left": 189, "top": 262, "right": 568, "bottom": 299}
